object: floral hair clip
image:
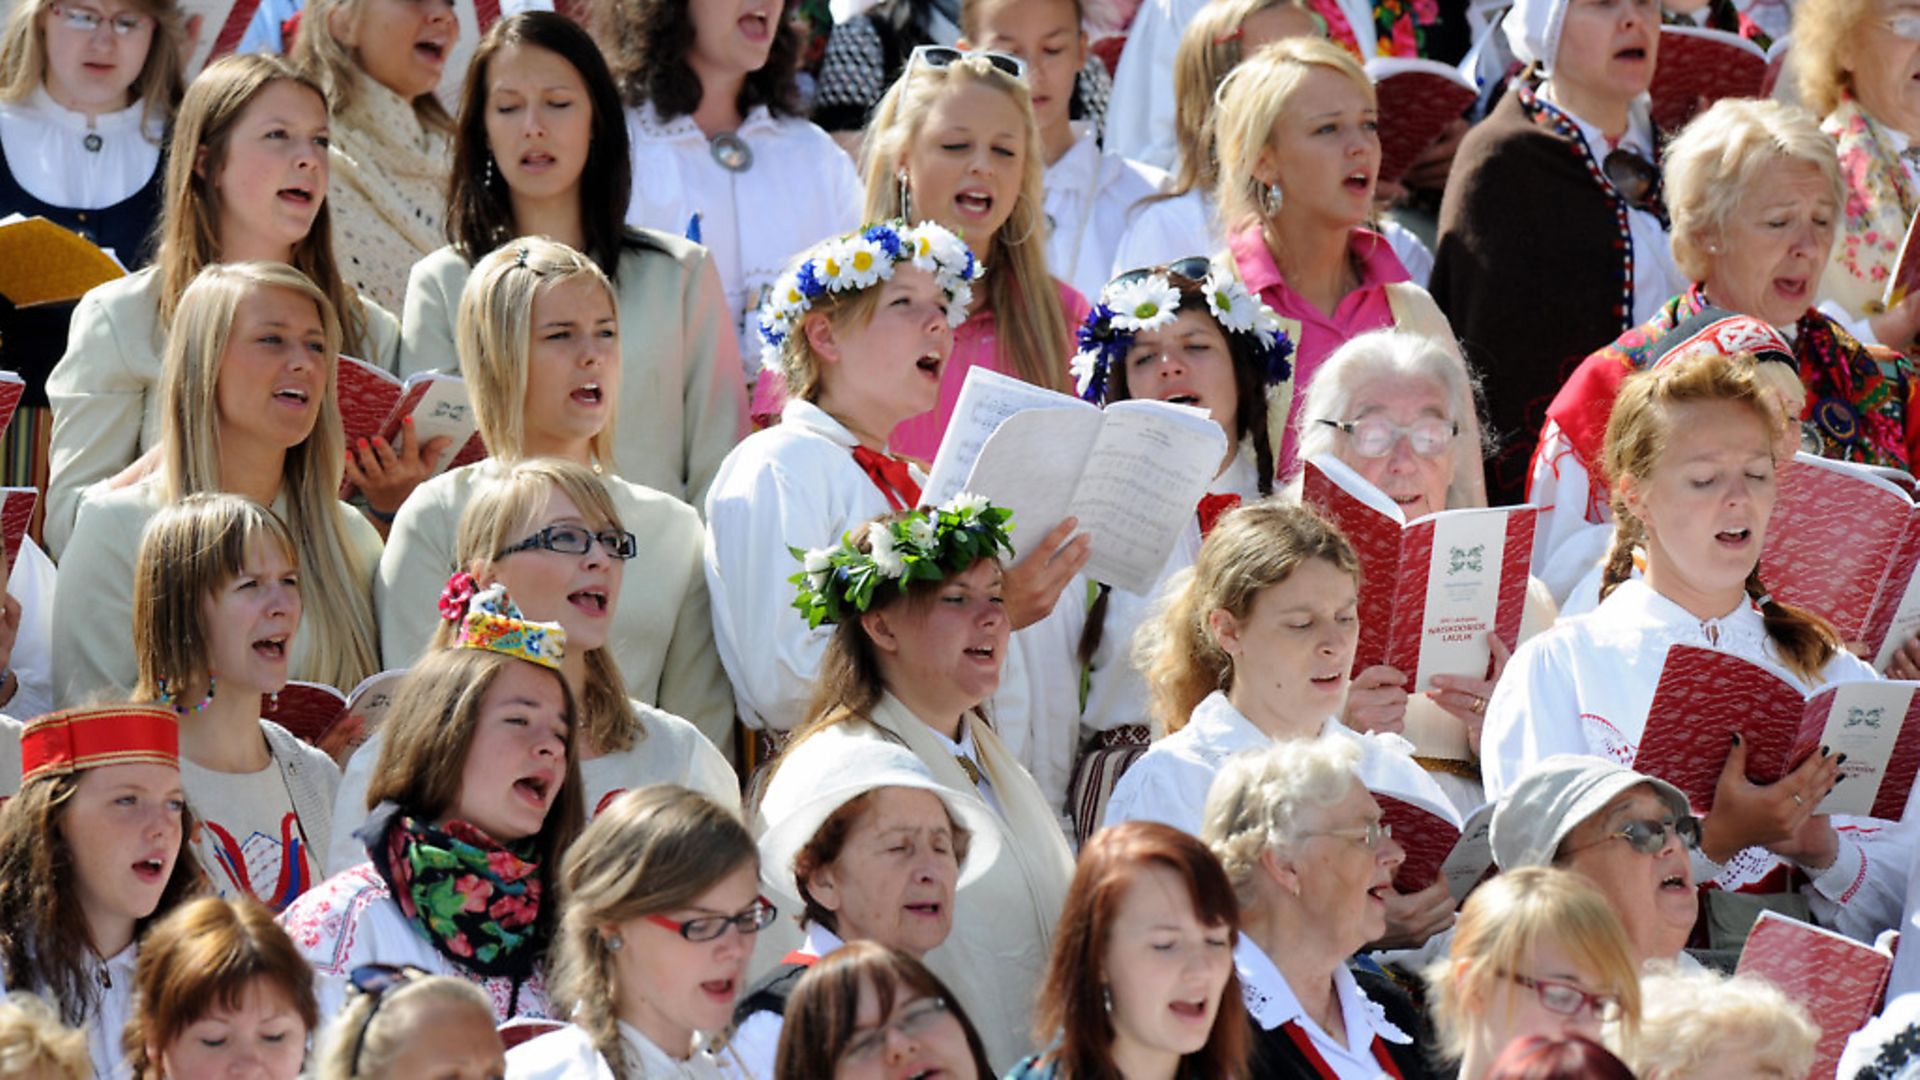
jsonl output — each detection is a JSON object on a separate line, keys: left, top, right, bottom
{"left": 513, "top": 245, "right": 530, "bottom": 268}
{"left": 450, "top": 579, "right": 566, "bottom": 670}
{"left": 439, "top": 571, "right": 479, "bottom": 621}
{"left": 758, "top": 220, "right": 983, "bottom": 377}
{"left": 1070, "top": 257, "right": 1294, "bottom": 405}
{"left": 789, "top": 494, "right": 1015, "bottom": 628}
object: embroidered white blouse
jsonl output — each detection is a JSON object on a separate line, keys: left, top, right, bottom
{"left": 1235, "top": 937, "right": 1411, "bottom": 1080}
{"left": 0, "top": 86, "right": 161, "bottom": 215}
{"left": 506, "top": 1019, "right": 728, "bottom": 1079}
{"left": 1041, "top": 125, "right": 1166, "bottom": 302}
{"left": 622, "top": 103, "right": 861, "bottom": 380}
{"left": 1103, "top": 690, "right": 1461, "bottom": 837}
{"left": 1483, "top": 577, "right": 1910, "bottom": 938}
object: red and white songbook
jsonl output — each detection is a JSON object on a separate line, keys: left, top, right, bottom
{"left": 1371, "top": 791, "right": 1494, "bottom": 898}
{"left": 1649, "top": 25, "right": 1787, "bottom": 133}
{"left": 0, "top": 487, "right": 35, "bottom": 579}
{"left": 262, "top": 668, "right": 407, "bottom": 764}
{"left": 1635, "top": 644, "right": 1920, "bottom": 820}
{"left": 335, "top": 356, "right": 486, "bottom": 498}
{"left": 1301, "top": 455, "right": 1535, "bottom": 691}
{"left": 0, "top": 371, "right": 23, "bottom": 444}
{"left": 1735, "top": 910, "right": 1893, "bottom": 1080}
{"left": 1366, "top": 58, "right": 1477, "bottom": 188}
{"left": 1759, "top": 453, "right": 1920, "bottom": 673}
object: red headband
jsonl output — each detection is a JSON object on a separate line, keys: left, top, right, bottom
{"left": 21, "top": 705, "right": 178, "bottom": 786}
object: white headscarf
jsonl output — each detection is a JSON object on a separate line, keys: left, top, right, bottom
{"left": 1501, "top": 0, "right": 1571, "bottom": 73}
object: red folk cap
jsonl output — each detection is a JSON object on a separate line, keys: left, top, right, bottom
{"left": 20, "top": 705, "right": 179, "bottom": 786}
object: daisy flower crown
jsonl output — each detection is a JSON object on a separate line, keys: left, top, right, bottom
{"left": 439, "top": 575, "right": 567, "bottom": 670}
{"left": 789, "top": 494, "right": 1015, "bottom": 628}
{"left": 758, "top": 219, "right": 984, "bottom": 376}
{"left": 1071, "top": 257, "right": 1295, "bottom": 405}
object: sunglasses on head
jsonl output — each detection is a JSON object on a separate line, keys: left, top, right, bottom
{"left": 906, "top": 45, "right": 1028, "bottom": 82}
{"left": 346, "top": 964, "right": 429, "bottom": 1074}
{"left": 1107, "top": 257, "right": 1214, "bottom": 295}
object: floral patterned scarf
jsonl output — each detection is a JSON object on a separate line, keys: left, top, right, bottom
{"left": 368, "top": 804, "right": 545, "bottom": 979}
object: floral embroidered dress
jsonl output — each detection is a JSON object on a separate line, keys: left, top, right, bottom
{"left": 1820, "top": 96, "right": 1919, "bottom": 327}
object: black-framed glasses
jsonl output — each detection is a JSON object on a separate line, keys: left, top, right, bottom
{"left": 644, "top": 896, "right": 778, "bottom": 942}
{"left": 1602, "top": 147, "right": 1660, "bottom": 212}
{"left": 50, "top": 2, "right": 149, "bottom": 34}
{"left": 1302, "top": 820, "right": 1394, "bottom": 850}
{"left": 495, "top": 523, "right": 637, "bottom": 561}
{"left": 346, "top": 964, "right": 428, "bottom": 1073}
{"left": 1507, "top": 973, "right": 1622, "bottom": 1022}
{"left": 1316, "top": 416, "right": 1459, "bottom": 458}
{"left": 1565, "top": 814, "right": 1700, "bottom": 857}
{"left": 906, "top": 45, "right": 1028, "bottom": 81}
{"left": 841, "top": 996, "right": 952, "bottom": 1065}
{"left": 1107, "top": 256, "right": 1214, "bottom": 296}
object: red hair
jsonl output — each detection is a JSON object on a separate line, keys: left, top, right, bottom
{"left": 1031, "top": 821, "right": 1250, "bottom": 1078}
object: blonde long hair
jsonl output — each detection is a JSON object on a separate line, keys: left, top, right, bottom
{"left": 435, "top": 458, "right": 636, "bottom": 755}
{"left": 1601, "top": 351, "right": 1839, "bottom": 682}
{"left": 290, "top": 0, "right": 452, "bottom": 132}
{"left": 159, "top": 261, "right": 380, "bottom": 689}
{"left": 151, "top": 54, "right": 370, "bottom": 354}
{"left": 0, "top": 0, "right": 185, "bottom": 132}
{"left": 859, "top": 56, "right": 1071, "bottom": 394}
{"left": 457, "top": 238, "right": 619, "bottom": 467}
{"left": 1166, "top": 0, "right": 1311, "bottom": 200}
{"left": 549, "top": 786, "right": 757, "bottom": 1080}
{"left": 1137, "top": 500, "right": 1358, "bottom": 733}
{"left": 1213, "top": 36, "right": 1375, "bottom": 231}
{"left": 131, "top": 494, "right": 298, "bottom": 702}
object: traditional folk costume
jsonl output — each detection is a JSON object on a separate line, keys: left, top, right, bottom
{"left": 1818, "top": 96, "right": 1920, "bottom": 338}
{"left": 1238, "top": 939, "right": 1434, "bottom": 1079}
{"left": 1483, "top": 578, "right": 1911, "bottom": 940}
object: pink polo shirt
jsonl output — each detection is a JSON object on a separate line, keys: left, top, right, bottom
{"left": 1227, "top": 225, "right": 1410, "bottom": 477}
{"left": 746, "top": 280, "right": 1090, "bottom": 464}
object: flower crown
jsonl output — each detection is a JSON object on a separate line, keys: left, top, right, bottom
{"left": 439, "top": 574, "right": 566, "bottom": 670}
{"left": 789, "top": 494, "right": 1014, "bottom": 628}
{"left": 758, "top": 220, "right": 984, "bottom": 376}
{"left": 1070, "top": 259, "right": 1295, "bottom": 404}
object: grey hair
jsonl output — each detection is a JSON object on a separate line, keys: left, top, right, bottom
{"left": 1293, "top": 328, "right": 1487, "bottom": 507}
{"left": 1200, "top": 736, "right": 1362, "bottom": 910}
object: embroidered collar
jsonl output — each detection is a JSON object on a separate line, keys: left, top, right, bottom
{"left": 1234, "top": 937, "right": 1411, "bottom": 1045}
{"left": 17, "top": 85, "right": 162, "bottom": 143}
{"left": 616, "top": 1019, "right": 713, "bottom": 1075}
{"left": 1594, "top": 578, "right": 1770, "bottom": 654}
{"left": 631, "top": 101, "right": 780, "bottom": 144}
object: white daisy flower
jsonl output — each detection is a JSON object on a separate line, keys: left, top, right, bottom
{"left": 946, "top": 492, "right": 990, "bottom": 519}
{"left": 906, "top": 516, "right": 937, "bottom": 550}
{"left": 945, "top": 282, "right": 975, "bottom": 327}
{"left": 869, "top": 525, "right": 907, "bottom": 579}
{"left": 837, "top": 236, "right": 891, "bottom": 289}
{"left": 802, "top": 546, "right": 834, "bottom": 591}
{"left": 1204, "top": 270, "right": 1259, "bottom": 335}
{"left": 1107, "top": 273, "right": 1181, "bottom": 333}
{"left": 1070, "top": 349, "right": 1102, "bottom": 396}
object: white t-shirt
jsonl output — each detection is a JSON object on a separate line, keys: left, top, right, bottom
{"left": 182, "top": 755, "right": 321, "bottom": 912}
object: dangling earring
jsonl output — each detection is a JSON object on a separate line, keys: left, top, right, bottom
{"left": 484, "top": 154, "right": 496, "bottom": 189}
{"left": 1263, "top": 181, "right": 1284, "bottom": 216}
{"left": 268, "top": 690, "right": 280, "bottom": 713}
{"left": 897, "top": 169, "right": 913, "bottom": 221}
{"left": 156, "top": 675, "right": 216, "bottom": 717}
{"left": 1102, "top": 985, "right": 1113, "bottom": 1014}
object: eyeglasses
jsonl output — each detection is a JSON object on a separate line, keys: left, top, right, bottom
{"left": 1507, "top": 973, "right": 1622, "bottom": 1023}
{"left": 841, "top": 996, "right": 953, "bottom": 1065}
{"left": 1564, "top": 813, "right": 1700, "bottom": 857}
{"left": 644, "top": 896, "right": 779, "bottom": 942}
{"left": 49, "top": 3, "right": 150, "bottom": 34}
{"left": 906, "top": 45, "right": 1028, "bottom": 81}
{"left": 1107, "top": 256, "right": 1214, "bottom": 295}
{"left": 1887, "top": 14, "right": 1920, "bottom": 38}
{"left": 1602, "top": 147, "right": 1661, "bottom": 212}
{"left": 1302, "top": 820, "right": 1393, "bottom": 850}
{"left": 495, "top": 523, "right": 637, "bottom": 561}
{"left": 346, "top": 964, "right": 428, "bottom": 1074}
{"left": 1316, "top": 416, "right": 1459, "bottom": 458}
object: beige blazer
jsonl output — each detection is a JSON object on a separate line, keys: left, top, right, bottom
{"left": 398, "top": 236, "right": 748, "bottom": 511}
{"left": 770, "top": 695, "right": 1075, "bottom": 1073}
{"left": 51, "top": 476, "right": 382, "bottom": 707}
{"left": 375, "top": 459, "right": 736, "bottom": 748}
{"left": 43, "top": 267, "right": 401, "bottom": 559}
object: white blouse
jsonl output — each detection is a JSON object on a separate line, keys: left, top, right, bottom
{"left": 1483, "top": 577, "right": 1910, "bottom": 938}
{"left": 623, "top": 103, "right": 862, "bottom": 381}
{"left": 0, "top": 86, "right": 161, "bottom": 215}
{"left": 1104, "top": 690, "right": 1460, "bottom": 837}
{"left": 507, "top": 1019, "right": 728, "bottom": 1079}
{"left": 1236, "top": 936, "right": 1413, "bottom": 1080}
{"left": 1042, "top": 125, "right": 1165, "bottom": 302}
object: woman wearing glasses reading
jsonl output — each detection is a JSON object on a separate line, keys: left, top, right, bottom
{"left": 279, "top": 583, "right": 585, "bottom": 1022}
{"left": 1431, "top": 0, "right": 1684, "bottom": 504}
{"left": 1424, "top": 867, "right": 1641, "bottom": 1080}
{"left": 1199, "top": 738, "right": 1436, "bottom": 1079}
{"left": 1528, "top": 99, "right": 1920, "bottom": 607}
{"left": 377, "top": 237, "right": 732, "bottom": 748}
{"left": 510, "top": 785, "right": 774, "bottom": 1079}
{"left": 1483, "top": 350, "right": 1906, "bottom": 941}
{"left": 333, "top": 458, "right": 738, "bottom": 872}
